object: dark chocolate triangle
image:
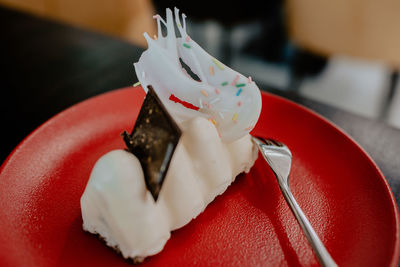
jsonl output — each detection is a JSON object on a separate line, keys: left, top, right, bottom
{"left": 122, "top": 85, "right": 182, "bottom": 201}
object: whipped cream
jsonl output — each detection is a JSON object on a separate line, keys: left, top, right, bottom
{"left": 134, "top": 7, "right": 262, "bottom": 142}
{"left": 81, "top": 117, "right": 258, "bottom": 259}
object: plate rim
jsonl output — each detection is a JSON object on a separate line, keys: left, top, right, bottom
{"left": 1, "top": 87, "right": 399, "bottom": 265}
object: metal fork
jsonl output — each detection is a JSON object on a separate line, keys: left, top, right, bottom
{"left": 252, "top": 137, "right": 338, "bottom": 267}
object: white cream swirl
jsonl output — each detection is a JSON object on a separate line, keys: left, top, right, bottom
{"left": 134, "top": 7, "right": 262, "bottom": 142}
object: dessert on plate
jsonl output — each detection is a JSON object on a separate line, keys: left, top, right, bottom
{"left": 80, "top": 7, "right": 262, "bottom": 262}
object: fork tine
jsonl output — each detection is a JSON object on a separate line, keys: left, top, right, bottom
{"left": 253, "top": 136, "right": 266, "bottom": 144}
{"left": 254, "top": 136, "right": 287, "bottom": 148}
{"left": 260, "top": 137, "right": 273, "bottom": 146}
{"left": 254, "top": 136, "right": 277, "bottom": 146}
{"left": 269, "top": 139, "right": 284, "bottom": 147}
{"left": 265, "top": 139, "right": 274, "bottom": 146}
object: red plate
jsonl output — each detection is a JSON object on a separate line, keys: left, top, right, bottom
{"left": 0, "top": 87, "right": 399, "bottom": 267}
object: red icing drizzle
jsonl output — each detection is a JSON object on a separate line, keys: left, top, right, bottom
{"left": 169, "top": 94, "right": 200, "bottom": 111}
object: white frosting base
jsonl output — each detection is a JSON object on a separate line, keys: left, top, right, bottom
{"left": 81, "top": 117, "right": 258, "bottom": 259}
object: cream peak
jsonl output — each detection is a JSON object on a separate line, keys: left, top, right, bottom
{"left": 134, "top": 7, "right": 261, "bottom": 142}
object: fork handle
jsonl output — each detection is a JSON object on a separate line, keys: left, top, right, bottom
{"left": 278, "top": 181, "right": 338, "bottom": 267}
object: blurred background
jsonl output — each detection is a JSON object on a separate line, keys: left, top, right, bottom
{"left": 1, "top": 0, "right": 400, "bottom": 129}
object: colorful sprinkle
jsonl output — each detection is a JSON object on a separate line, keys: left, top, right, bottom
{"left": 185, "top": 36, "right": 191, "bottom": 42}
{"left": 201, "top": 90, "right": 209, "bottom": 97}
{"left": 153, "top": 34, "right": 158, "bottom": 40}
{"left": 152, "top": 15, "right": 159, "bottom": 19}
{"left": 221, "top": 81, "right": 228, "bottom": 86}
{"left": 169, "top": 94, "right": 199, "bottom": 111}
{"left": 236, "top": 88, "right": 243, "bottom": 96}
{"left": 232, "top": 75, "right": 239, "bottom": 85}
{"left": 232, "top": 113, "right": 238, "bottom": 122}
{"left": 235, "top": 83, "right": 246, "bottom": 88}
{"left": 212, "top": 58, "right": 225, "bottom": 70}
{"left": 177, "top": 23, "right": 182, "bottom": 27}
{"left": 208, "top": 118, "right": 217, "bottom": 126}
{"left": 209, "top": 66, "right": 214, "bottom": 76}
{"left": 183, "top": 43, "right": 191, "bottom": 49}
{"left": 215, "top": 88, "right": 221, "bottom": 94}
{"left": 237, "top": 101, "right": 242, "bottom": 107}
{"left": 248, "top": 76, "right": 252, "bottom": 83}
{"left": 133, "top": 81, "right": 141, "bottom": 87}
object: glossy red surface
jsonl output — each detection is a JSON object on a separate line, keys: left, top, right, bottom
{"left": 0, "top": 87, "right": 399, "bottom": 267}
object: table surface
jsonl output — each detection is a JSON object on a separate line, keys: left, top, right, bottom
{"left": 1, "top": 5, "right": 399, "bottom": 212}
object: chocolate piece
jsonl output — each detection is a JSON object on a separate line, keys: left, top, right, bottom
{"left": 123, "top": 85, "right": 182, "bottom": 201}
